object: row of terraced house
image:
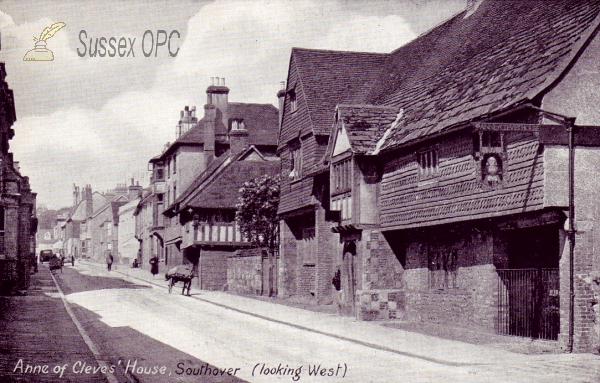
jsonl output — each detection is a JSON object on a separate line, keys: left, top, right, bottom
{"left": 0, "top": 63, "right": 37, "bottom": 295}
{"left": 133, "top": 0, "right": 600, "bottom": 353}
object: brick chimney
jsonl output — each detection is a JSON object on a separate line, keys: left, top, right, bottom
{"left": 203, "top": 104, "right": 216, "bottom": 166}
{"left": 206, "top": 77, "right": 229, "bottom": 139}
{"left": 73, "top": 184, "right": 80, "bottom": 207}
{"left": 277, "top": 81, "right": 286, "bottom": 129}
{"left": 128, "top": 178, "right": 142, "bottom": 200}
{"left": 229, "top": 119, "right": 249, "bottom": 154}
{"left": 85, "top": 185, "right": 93, "bottom": 217}
{"left": 176, "top": 105, "right": 198, "bottom": 138}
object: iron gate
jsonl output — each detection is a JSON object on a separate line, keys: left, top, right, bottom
{"left": 497, "top": 268, "right": 559, "bottom": 340}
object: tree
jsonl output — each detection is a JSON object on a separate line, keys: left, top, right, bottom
{"left": 235, "top": 174, "right": 280, "bottom": 296}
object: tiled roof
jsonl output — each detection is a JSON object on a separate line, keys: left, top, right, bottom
{"left": 367, "top": 0, "right": 600, "bottom": 151}
{"left": 185, "top": 159, "right": 280, "bottom": 210}
{"left": 335, "top": 104, "right": 400, "bottom": 155}
{"left": 228, "top": 103, "right": 279, "bottom": 146}
{"left": 279, "top": 48, "right": 388, "bottom": 145}
{"left": 169, "top": 150, "right": 233, "bottom": 212}
{"left": 154, "top": 103, "right": 278, "bottom": 161}
{"left": 169, "top": 147, "right": 279, "bottom": 212}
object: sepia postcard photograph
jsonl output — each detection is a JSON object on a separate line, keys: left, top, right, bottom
{"left": 0, "top": 0, "right": 599, "bottom": 382}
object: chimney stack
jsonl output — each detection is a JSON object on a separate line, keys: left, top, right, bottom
{"left": 176, "top": 105, "right": 198, "bottom": 138}
{"left": 73, "top": 184, "right": 80, "bottom": 207}
{"left": 205, "top": 76, "right": 229, "bottom": 137}
{"left": 229, "top": 119, "right": 249, "bottom": 154}
{"left": 85, "top": 185, "right": 93, "bottom": 217}
{"left": 128, "top": 178, "right": 143, "bottom": 200}
{"left": 277, "top": 81, "right": 286, "bottom": 129}
{"left": 203, "top": 104, "right": 216, "bottom": 166}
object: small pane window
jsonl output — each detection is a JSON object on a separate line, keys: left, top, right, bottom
{"left": 332, "top": 158, "right": 352, "bottom": 192}
{"left": 417, "top": 149, "right": 439, "bottom": 178}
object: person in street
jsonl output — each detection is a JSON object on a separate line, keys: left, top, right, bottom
{"left": 71, "top": 255, "right": 75, "bottom": 267}
{"left": 106, "top": 252, "right": 114, "bottom": 271}
{"left": 149, "top": 256, "right": 159, "bottom": 278}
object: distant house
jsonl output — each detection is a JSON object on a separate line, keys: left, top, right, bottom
{"left": 65, "top": 185, "right": 105, "bottom": 259}
{"left": 0, "top": 63, "right": 37, "bottom": 293}
{"left": 166, "top": 145, "right": 280, "bottom": 291}
{"left": 279, "top": 0, "right": 600, "bottom": 353}
{"left": 143, "top": 78, "right": 279, "bottom": 281}
{"left": 118, "top": 191, "right": 141, "bottom": 265}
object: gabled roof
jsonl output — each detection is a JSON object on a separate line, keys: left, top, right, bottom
{"left": 326, "top": 105, "right": 400, "bottom": 158}
{"left": 366, "top": 0, "right": 600, "bottom": 151}
{"left": 167, "top": 146, "right": 279, "bottom": 213}
{"left": 278, "top": 48, "right": 388, "bottom": 146}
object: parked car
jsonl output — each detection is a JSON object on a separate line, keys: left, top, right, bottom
{"left": 40, "top": 249, "right": 54, "bottom": 263}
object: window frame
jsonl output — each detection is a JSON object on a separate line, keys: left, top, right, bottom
{"left": 289, "top": 145, "right": 302, "bottom": 181}
{"left": 417, "top": 147, "right": 439, "bottom": 180}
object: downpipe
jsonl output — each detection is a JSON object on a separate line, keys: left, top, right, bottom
{"left": 566, "top": 118, "right": 576, "bottom": 353}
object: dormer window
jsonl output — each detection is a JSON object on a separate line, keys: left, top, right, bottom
{"left": 230, "top": 119, "right": 245, "bottom": 131}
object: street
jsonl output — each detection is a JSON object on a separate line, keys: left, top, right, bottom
{"left": 28, "top": 261, "right": 596, "bottom": 383}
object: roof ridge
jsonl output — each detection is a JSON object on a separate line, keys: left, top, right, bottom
{"left": 291, "top": 46, "right": 389, "bottom": 56}
{"left": 337, "top": 104, "right": 397, "bottom": 110}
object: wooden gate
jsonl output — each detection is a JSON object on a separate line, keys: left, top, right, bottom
{"left": 497, "top": 268, "right": 559, "bottom": 340}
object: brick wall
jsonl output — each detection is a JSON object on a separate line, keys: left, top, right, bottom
{"left": 199, "top": 249, "right": 228, "bottom": 290}
{"left": 227, "top": 249, "right": 262, "bottom": 295}
{"left": 559, "top": 221, "right": 600, "bottom": 353}
{"left": 401, "top": 224, "right": 500, "bottom": 331}
{"left": 278, "top": 219, "right": 298, "bottom": 297}
{"left": 315, "top": 206, "right": 334, "bottom": 303}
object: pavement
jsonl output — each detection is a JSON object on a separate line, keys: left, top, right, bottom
{"left": 0, "top": 263, "right": 109, "bottom": 382}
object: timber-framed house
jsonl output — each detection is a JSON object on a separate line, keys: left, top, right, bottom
{"left": 281, "top": 0, "right": 600, "bottom": 353}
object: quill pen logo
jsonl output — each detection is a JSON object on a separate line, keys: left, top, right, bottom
{"left": 23, "top": 22, "right": 66, "bottom": 61}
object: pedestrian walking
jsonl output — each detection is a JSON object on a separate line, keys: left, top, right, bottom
{"left": 149, "top": 256, "right": 159, "bottom": 279}
{"left": 106, "top": 252, "right": 114, "bottom": 271}
{"left": 71, "top": 255, "right": 75, "bottom": 267}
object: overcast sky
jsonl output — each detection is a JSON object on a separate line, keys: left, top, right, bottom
{"left": 0, "top": 0, "right": 465, "bottom": 209}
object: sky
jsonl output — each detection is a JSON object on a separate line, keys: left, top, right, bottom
{"left": 0, "top": 0, "right": 465, "bottom": 209}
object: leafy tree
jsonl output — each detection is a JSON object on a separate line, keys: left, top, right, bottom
{"left": 235, "top": 174, "right": 280, "bottom": 295}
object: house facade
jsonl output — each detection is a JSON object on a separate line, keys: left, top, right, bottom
{"left": 0, "top": 63, "right": 37, "bottom": 294}
{"left": 276, "top": 48, "right": 388, "bottom": 304}
{"left": 118, "top": 193, "right": 141, "bottom": 265}
{"left": 163, "top": 80, "right": 280, "bottom": 291}
{"left": 279, "top": 0, "right": 600, "bottom": 353}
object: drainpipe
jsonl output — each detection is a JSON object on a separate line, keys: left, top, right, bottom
{"left": 566, "top": 117, "right": 576, "bottom": 353}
